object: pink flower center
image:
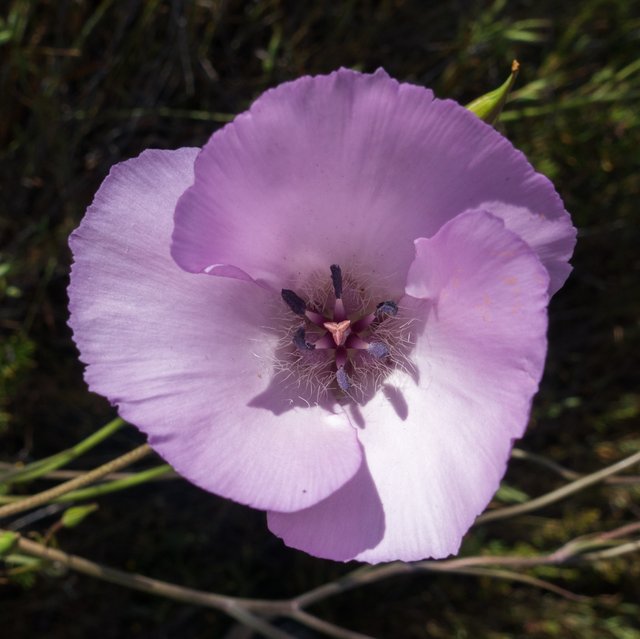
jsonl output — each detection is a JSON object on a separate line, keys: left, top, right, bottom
{"left": 281, "top": 264, "right": 399, "bottom": 393}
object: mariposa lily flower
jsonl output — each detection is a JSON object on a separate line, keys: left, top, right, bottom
{"left": 68, "top": 69, "right": 575, "bottom": 563}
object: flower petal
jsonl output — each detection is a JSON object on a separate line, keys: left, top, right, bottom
{"left": 68, "top": 148, "right": 361, "bottom": 513}
{"left": 268, "top": 461, "right": 386, "bottom": 561}
{"left": 173, "top": 68, "right": 574, "bottom": 295}
{"left": 268, "top": 209, "right": 550, "bottom": 562}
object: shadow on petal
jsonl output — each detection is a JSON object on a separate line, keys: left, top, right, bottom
{"left": 248, "top": 370, "right": 337, "bottom": 415}
{"left": 346, "top": 402, "right": 366, "bottom": 429}
{"left": 382, "top": 384, "right": 409, "bottom": 421}
{"left": 268, "top": 459, "right": 385, "bottom": 561}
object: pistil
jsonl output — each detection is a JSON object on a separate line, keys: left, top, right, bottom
{"left": 323, "top": 320, "right": 351, "bottom": 346}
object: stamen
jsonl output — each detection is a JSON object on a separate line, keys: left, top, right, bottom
{"left": 282, "top": 288, "right": 326, "bottom": 325}
{"left": 292, "top": 326, "right": 315, "bottom": 351}
{"left": 281, "top": 289, "right": 306, "bottom": 316}
{"left": 344, "top": 335, "right": 368, "bottom": 349}
{"left": 335, "top": 348, "right": 350, "bottom": 391}
{"left": 375, "top": 300, "right": 398, "bottom": 318}
{"left": 329, "top": 265, "right": 347, "bottom": 321}
{"left": 336, "top": 366, "right": 351, "bottom": 391}
{"left": 334, "top": 298, "right": 347, "bottom": 322}
{"left": 330, "top": 264, "right": 343, "bottom": 299}
{"left": 367, "top": 342, "right": 389, "bottom": 359}
{"left": 351, "top": 300, "right": 399, "bottom": 332}
{"left": 311, "top": 334, "right": 335, "bottom": 350}
{"left": 345, "top": 335, "right": 389, "bottom": 358}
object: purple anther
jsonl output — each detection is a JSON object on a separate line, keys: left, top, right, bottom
{"left": 375, "top": 300, "right": 398, "bottom": 318}
{"left": 292, "top": 326, "right": 315, "bottom": 351}
{"left": 330, "top": 264, "right": 343, "bottom": 299}
{"left": 281, "top": 289, "right": 306, "bottom": 316}
{"left": 368, "top": 341, "right": 389, "bottom": 358}
{"left": 336, "top": 366, "right": 351, "bottom": 391}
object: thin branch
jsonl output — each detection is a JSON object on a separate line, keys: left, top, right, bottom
{"left": 2, "top": 448, "right": 637, "bottom": 636}
{"left": 0, "top": 445, "right": 152, "bottom": 519}
{"left": 294, "top": 530, "right": 640, "bottom": 609}
{"left": 4, "top": 527, "right": 639, "bottom": 638}
{"left": 0, "top": 418, "right": 125, "bottom": 485}
{"left": 55, "top": 464, "right": 173, "bottom": 501}
{"left": 290, "top": 610, "right": 375, "bottom": 639}
{"left": 430, "top": 566, "right": 590, "bottom": 602}
{"left": 0, "top": 464, "right": 177, "bottom": 482}
{"left": 7, "top": 532, "right": 293, "bottom": 639}
{"left": 0, "top": 465, "right": 174, "bottom": 505}
{"left": 293, "top": 565, "right": 409, "bottom": 610}
{"left": 581, "top": 539, "right": 640, "bottom": 561}
{"left": 477, "top": 450, "right": 640, "bottom": 524}
{"left": 511, "top": 448, "right": 581, "bottom": 480}
{"left": 9, "top": 531, "right": 237, "bottom": 607}
{"left": 598, "top": 521, "right": 640, "bottom": 540}
{"left": 6, "top": 504, "right": 68, "bottom": 532}
{"left": 226, "top": 607, "right": 296, "bottom": 639}
{"left": 510, "top": 448, "right": 640, "bottom": 485}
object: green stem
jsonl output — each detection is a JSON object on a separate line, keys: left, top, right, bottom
{"left": 0, "top": 465, "right": 172, "bottom": 505}
{"left": 0, "top": 444, "right": 151, "bottom": 519}
{"left": 57, "top": 464, "right": 172, "bottom": 501}
{"left": 0, "top": 417, "right": 125, "bottom": 486}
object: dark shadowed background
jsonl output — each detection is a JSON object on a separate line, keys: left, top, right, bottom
{"left": 1, "top": 0, "right": 639, "bottom": 637}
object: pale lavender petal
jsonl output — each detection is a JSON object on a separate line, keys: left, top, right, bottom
{"left": 268, "top": 210, "right": 550, "bottom": 562}
{"left": 172, "top": 68, "right": 574, "bottom": 295}
{"left": 268, "top": 462, "right": 385, "bottom": 561}
{"left": 68, "top": 149, "right": 361, "bottom": 513}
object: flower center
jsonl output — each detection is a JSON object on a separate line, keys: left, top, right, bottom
{"left": 280, "top": 264, "right": 402, "bottom": 395}
{"left": 323, "top": 320, "right": 351, "bottom": 346}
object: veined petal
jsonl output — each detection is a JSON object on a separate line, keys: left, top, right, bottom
{"left": 172, "top": 68, "right": 574, "bottom": 295}
{"left": 68, "top": 149, "right": 361, "bottom": 513}
{"left": 268, "top": 210, "right": 549, "bottom": 562}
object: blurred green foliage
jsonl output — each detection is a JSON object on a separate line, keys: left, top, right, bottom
{"left": 1, "top": 0, "right": 639, "bottom": 637}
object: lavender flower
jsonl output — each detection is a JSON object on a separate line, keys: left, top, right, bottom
{"left": 68, "top": 69, "right": 576, "bottom": 563}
